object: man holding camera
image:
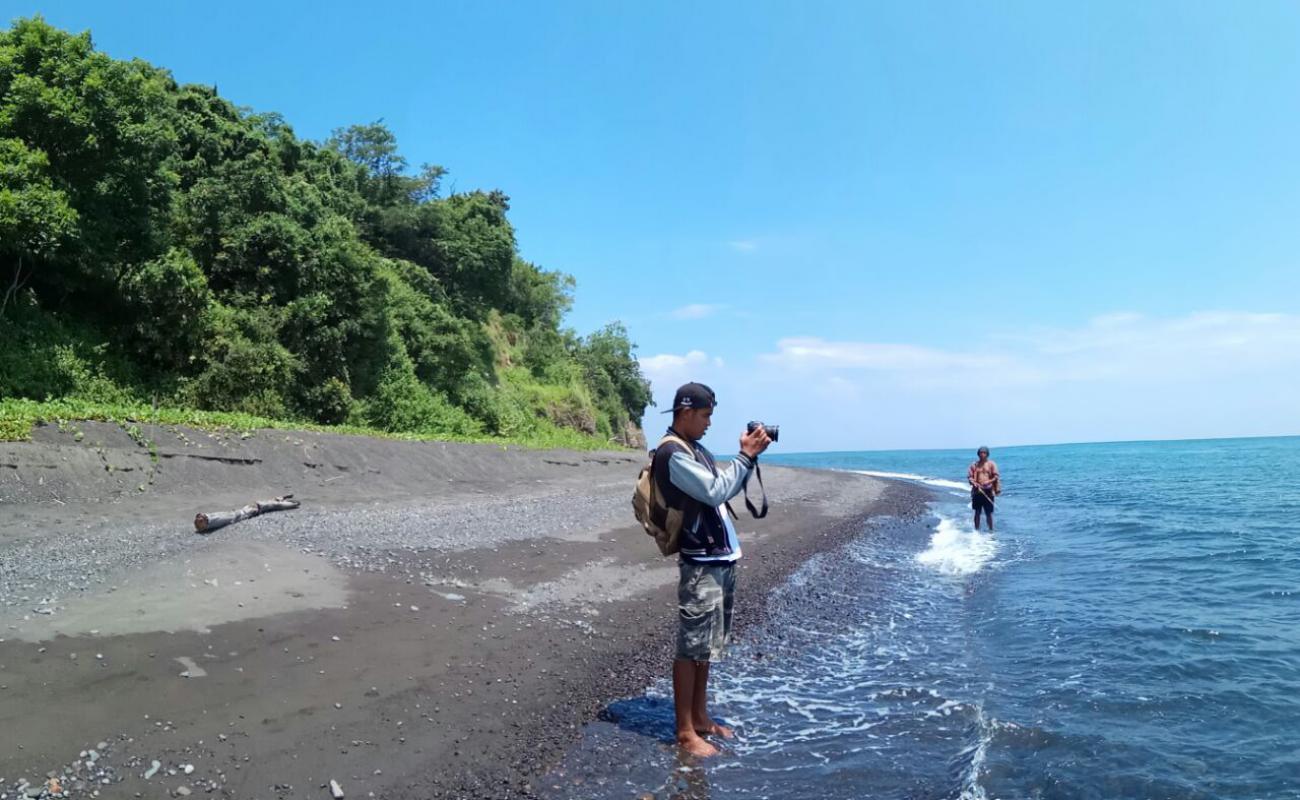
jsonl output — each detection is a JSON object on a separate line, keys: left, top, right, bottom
{"left": 652, "top": 382, "right": 772, "bottom": 757}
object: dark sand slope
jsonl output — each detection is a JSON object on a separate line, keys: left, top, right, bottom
{"left": 0, "top": 422, "right": 924, "bottom": 799}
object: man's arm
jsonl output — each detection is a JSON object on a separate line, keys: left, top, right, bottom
{"left": 668, "top": 450, "right": 755, "bottom": 506}
{"left": 968, "top": 463, "right": 979, "bottom": 487}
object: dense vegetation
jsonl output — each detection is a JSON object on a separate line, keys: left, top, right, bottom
{"left": 0, "top": 17, "right": 651, "bottom": 447}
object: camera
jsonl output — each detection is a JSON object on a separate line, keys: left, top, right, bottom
{"left": 747, "top": 421, "right": 779, "bottom": 443}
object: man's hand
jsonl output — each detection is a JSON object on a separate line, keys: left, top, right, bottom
{"left": 740, "top": 425, "right": 772, "bottom": 459}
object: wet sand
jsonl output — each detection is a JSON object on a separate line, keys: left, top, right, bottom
{"left": 0, "top": 421, "right": 924, "bottom": 799}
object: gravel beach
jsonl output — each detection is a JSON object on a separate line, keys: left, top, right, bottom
{"left": 0, "top": 421, "right": 925, "bottom": 799}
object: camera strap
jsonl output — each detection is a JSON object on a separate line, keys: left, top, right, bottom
{"left": 743, "top": 463, "right": 768, "bottom": 519}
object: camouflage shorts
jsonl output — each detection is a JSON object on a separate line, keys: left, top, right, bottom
{"left": 676, "top": 561, "right": 736, "bottom": 662}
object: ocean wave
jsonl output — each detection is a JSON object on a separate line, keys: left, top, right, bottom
{"left": 851, "top": 469, "right": 969, "bottom": 491}
{"left": 958, "top": 702, "right": 992, "bottom": 800}
{"left": 917, "top": 515, "right": 998, "bottom": 575}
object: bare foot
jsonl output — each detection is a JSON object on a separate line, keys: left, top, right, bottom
{"left": 676, "top": 732, "right": 720, "bottom": 757}
{"left": 695, "top": 721, "right": 734, "bottom": 740}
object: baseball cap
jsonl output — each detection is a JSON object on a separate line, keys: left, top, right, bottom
{"left": 664, "top": 382, "right": 717, "bottom": 413}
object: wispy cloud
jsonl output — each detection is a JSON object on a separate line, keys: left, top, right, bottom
{"left": 727, "top": 240, "right": 758, "bottom": 252}
{"left": 639, "top": 350, "right": 725, "bottom": 383}
{"left": 761, "top": 337, "right": 1005, "bottom": 372}
{"left": 733, "top": 311, "right": 1300, "bottom": 447}
{"left": 669, "top": 303, "right": 725, "bottom": 320}
{"left": 761, "top": 312, "right": 1300, "bottom": 387}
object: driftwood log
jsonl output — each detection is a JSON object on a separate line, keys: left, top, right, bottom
{"left": 194, "top": 495, "right": 300, "bottom": 533}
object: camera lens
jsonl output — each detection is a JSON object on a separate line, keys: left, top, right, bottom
{"left": 748, "top": 421, "right": 779, "bottom": 442}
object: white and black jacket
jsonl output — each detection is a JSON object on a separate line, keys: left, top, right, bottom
{"left": 651, "top": 428, "right": 756, "bottom": 562}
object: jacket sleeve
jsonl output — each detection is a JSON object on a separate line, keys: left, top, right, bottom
{"left": 668, "top": 450, "right": 755, "bottom": 506}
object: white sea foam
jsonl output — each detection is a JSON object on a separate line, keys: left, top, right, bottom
{"left": 917, "top": 515, "right": 997, "bottom": 575}
{"left": 958, "top": 702, "right": 992, "bottom": 800}
{"left": 852, "top": 469, "right": 969, "bottom": 491}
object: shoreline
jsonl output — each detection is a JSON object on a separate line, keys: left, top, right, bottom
{"left": 0, "top": 422, "right": 930, "bottom": 799}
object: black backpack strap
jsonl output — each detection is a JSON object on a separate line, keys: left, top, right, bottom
{"left": 743, "top": 462, "right": 768, "bottom": 519}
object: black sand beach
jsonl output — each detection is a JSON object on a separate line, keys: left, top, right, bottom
{"left": 0, "top": 422, "right": 925, "bottom": 799}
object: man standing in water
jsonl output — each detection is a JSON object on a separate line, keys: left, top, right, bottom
{"left": 968, "top": 446, "right": 1001, "bottom": 531}
{"left": 652, "top": 382, "right": 771, "bottom": 757}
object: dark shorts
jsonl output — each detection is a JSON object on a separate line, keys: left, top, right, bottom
{"left": 676, "top": 561, "right": 736, "bottom": 662}
{"left": 971, "top": 487, "right": 995, "bottom": 514}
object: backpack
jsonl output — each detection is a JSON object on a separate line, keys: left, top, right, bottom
{"left": 632, "top": 434, "right": 691, "bottom": 556}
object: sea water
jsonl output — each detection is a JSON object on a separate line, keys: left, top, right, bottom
{"left": 545, "top": 436, "right": 1300, "bottom": 800}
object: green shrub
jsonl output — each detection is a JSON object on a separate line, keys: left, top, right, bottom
{"left": 51, "top": 344, "right": 135, "bottom": 404}
{"left": 119, "top": 248, "right": 212, "bottom": 370}
{"left": 362, "top": 354, "right": 481, "bottom": 437}
{"left": 298, "top": 376, "right": 354, "bottom": 425}
{"left": 182, "top": 304, "right": 297, "bottom": 417}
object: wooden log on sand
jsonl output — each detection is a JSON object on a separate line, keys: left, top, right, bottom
{"left": 194, "top": 495, "right": 300, "bottom": 533}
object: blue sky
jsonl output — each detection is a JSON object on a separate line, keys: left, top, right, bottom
{"left": 12, "top": 1, "right": 1300, "bottom": 450}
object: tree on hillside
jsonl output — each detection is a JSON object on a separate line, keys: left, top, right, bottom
{"left": 0, "top": 137, "right": 76, "bottom": 314}
{"left": 0, "top": 16, "right": 653, "bottom": 445}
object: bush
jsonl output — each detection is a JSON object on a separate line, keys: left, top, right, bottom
{"left": 182, "top": 304, "right": 297, "bottom": 417}
{"left": 50, "top": 344, "right": 135, "bottom": 405}
{"left": 298, "top": 376, "right": 354, "bottom": 425}
{"left": 119, "top": 248, "right": 212, "bottom": 370}
{"left": 0, "top": 302, "right": 139, "bottom": 402}
{"left": 362, "top": 354, "right": 481, "bottom": 437}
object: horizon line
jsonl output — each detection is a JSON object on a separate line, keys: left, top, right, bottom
{"left": 773, "top": 431, "right": 1300, "bottom": 458}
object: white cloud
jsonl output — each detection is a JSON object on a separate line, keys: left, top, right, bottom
{"left": 761, "top": 337, "right": 1005, "bottom": 372}
{"left": 728, "top": 240, "right": 758, "bottom": 252}
{"left": 1009, "top": 311, "right": 1300, "bottom": 382}
{"left": 639, "top": 350, "right": 725, "bottom": 384}
{"left": 734, "top": 311, "right": 1300, "bottom": 449}
{"left": 638, "top": 350, "right": 728, "bottom": 415}
{"left": 669, "top": 303, "right": 724, "bottom": 320}
{"left": 763, "top": 312, "right": 1300, "bottom": 388}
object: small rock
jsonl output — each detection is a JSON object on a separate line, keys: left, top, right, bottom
{"left": 175, "top": 786, "right": 191, "bottom": 797}
{"left": 329, "top": 779, "right": 345, "bottom": 799}
{"left": 144, "top": 760, "right": 162, "bottom": 780}
{"left": 183, "top": 764, "right": 194, "bottom": 775}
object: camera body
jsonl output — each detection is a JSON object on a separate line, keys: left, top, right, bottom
{"left": 747, "top": 421, "right": 779, "bottom": 443}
